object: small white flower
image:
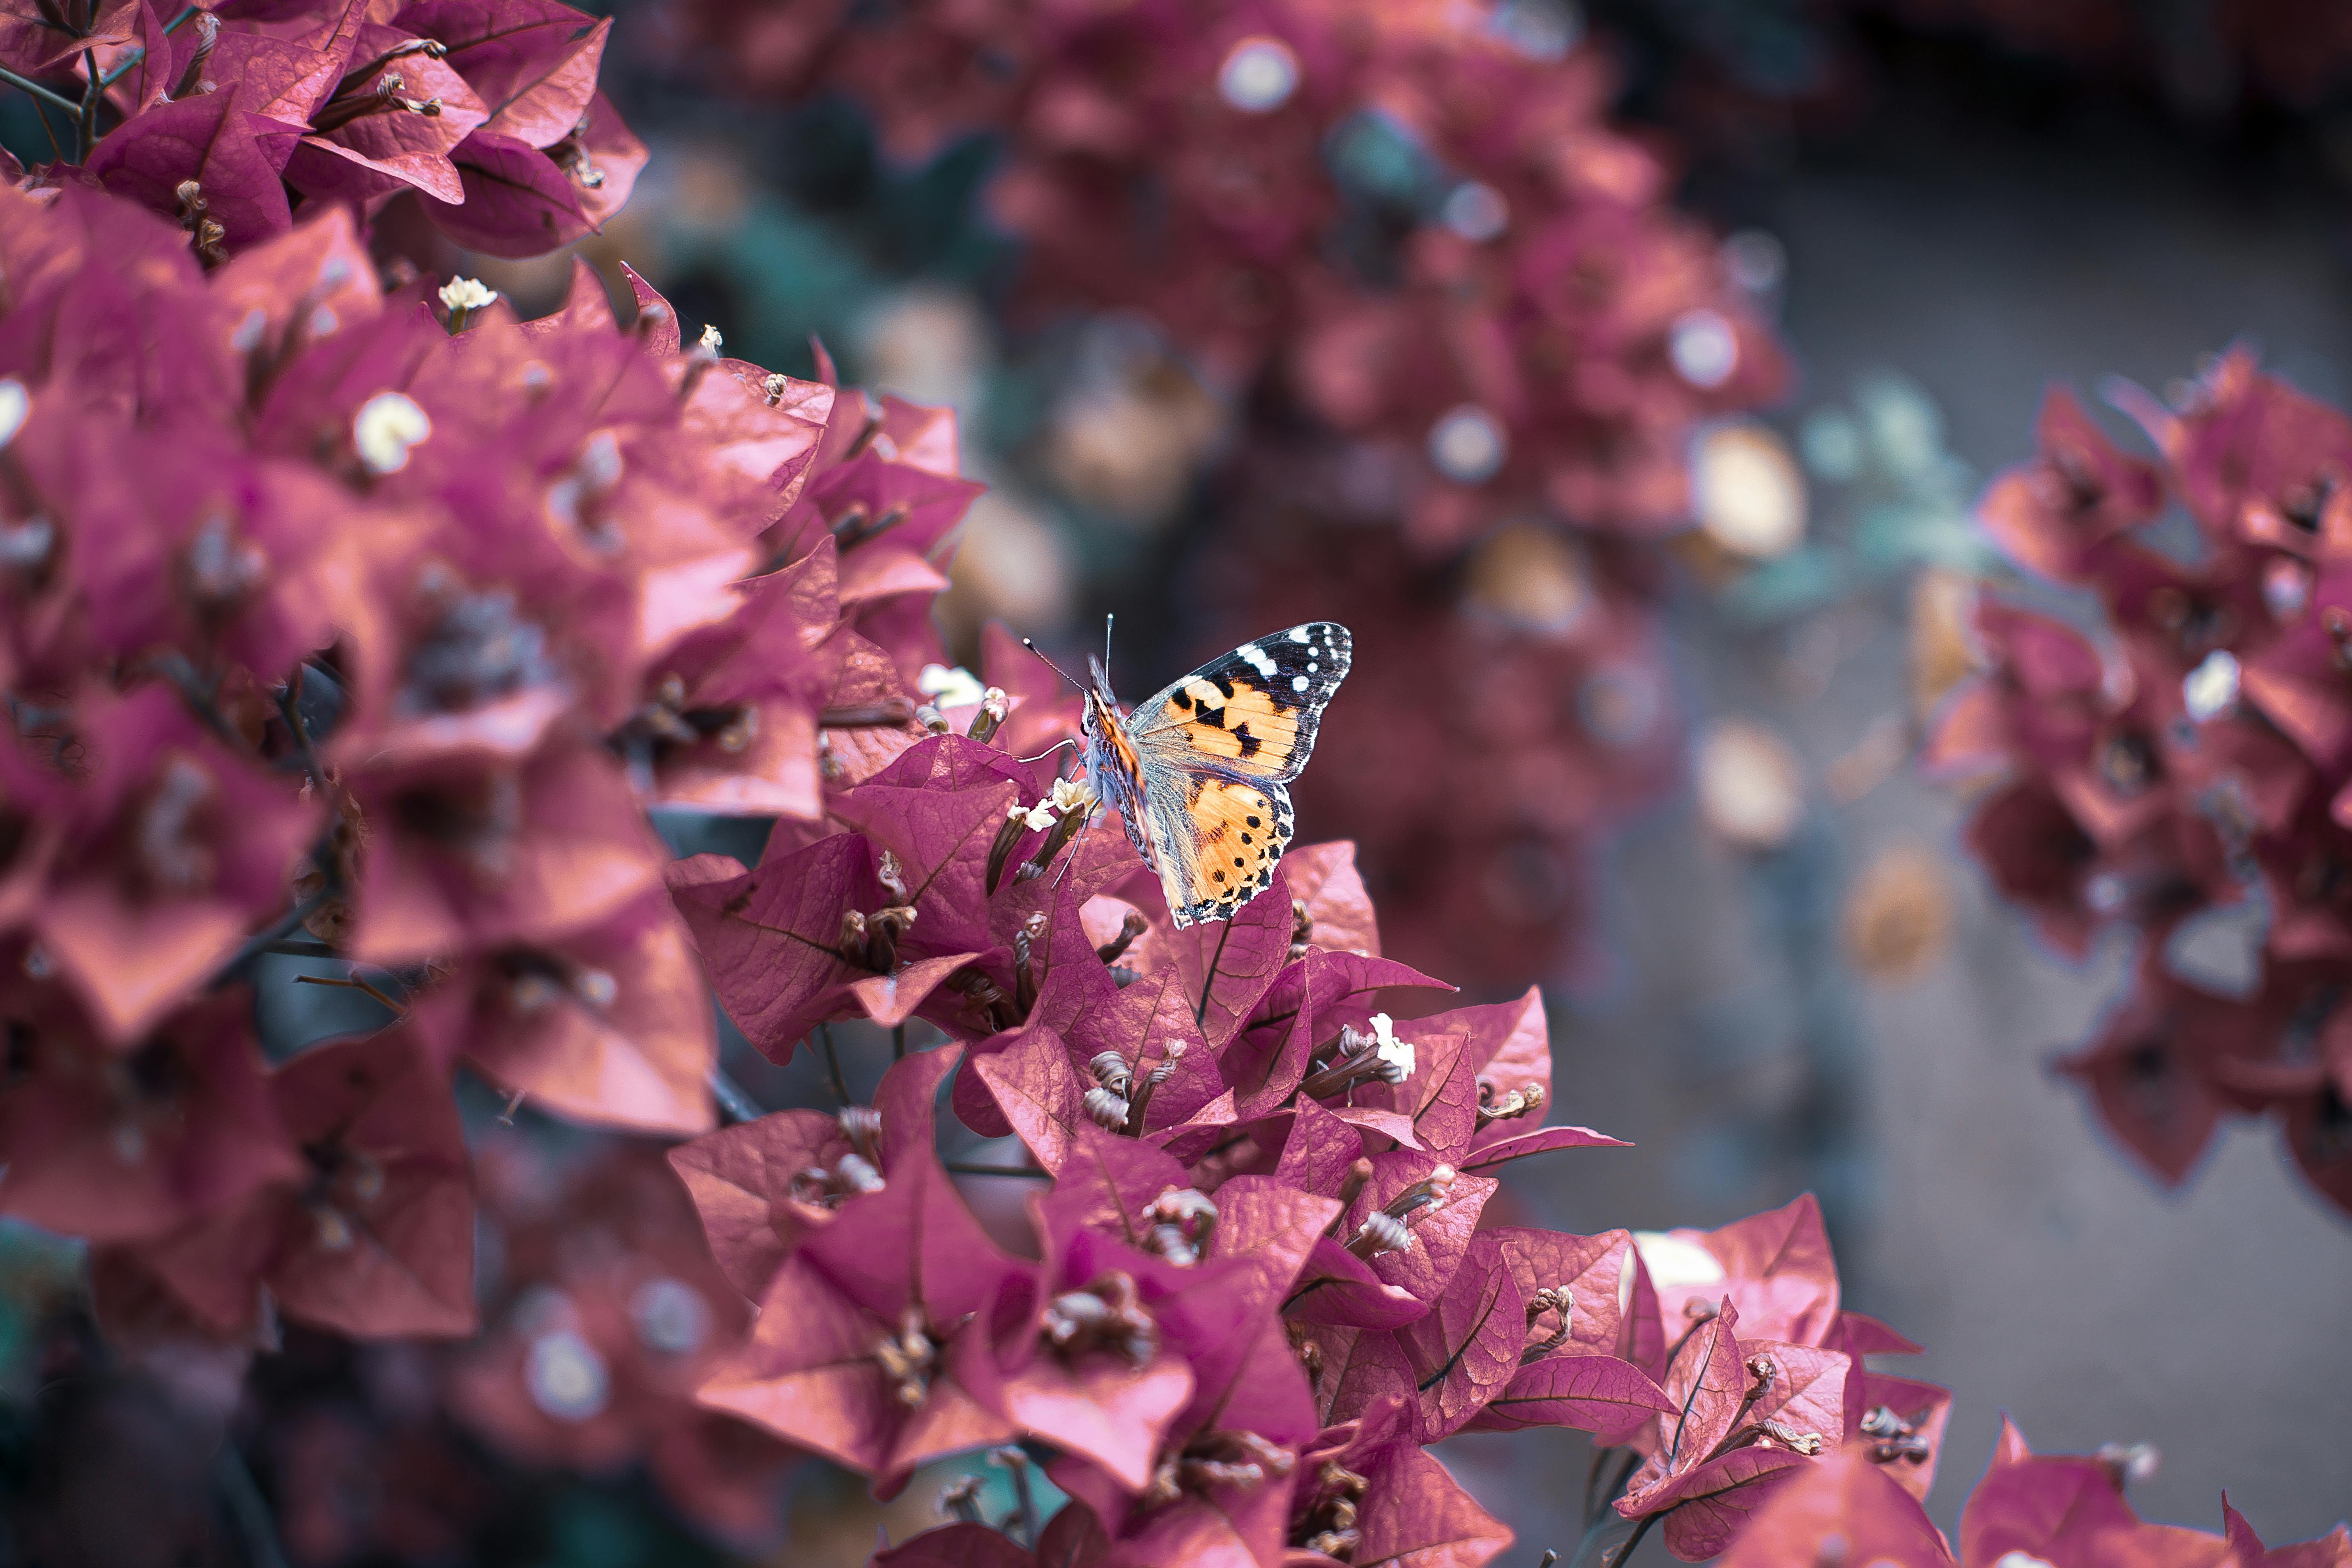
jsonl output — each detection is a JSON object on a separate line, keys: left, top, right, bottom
{"left": 698, "top": 322, "right": 724, "bottom": 354}
{"left": 1049, "top": 778, "right": 1096, "bottom": 816}
{"left": 437, "top": 276, "right": 497, "bottom": 313}
{"left": 1368, "top": 1013, "right": 1414, "bottom": 1077}
{"left": 1011, "top": 799, "right": 1058, "bottom": 834}
{"left": 2182, "top": 648, "right": 2240, "bottom": 722}
{"left": 353, "top": 391, "right": 431, "bottom": 474}
{"left": 0, "top": 378, "right": 28, "bottom": 449}
{"left": 918, "top": 662, "right": 987, "bottom": 708}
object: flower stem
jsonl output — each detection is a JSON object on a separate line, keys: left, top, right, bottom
{"left": 944, "top": 1161, "right": 1051, "bottom": 1179}
{"left": 710, "top": 1067, "right": 764, "bottom": 1124}
{"left": 213, "top": 1441, "right": 290, "bottom": 1568}
{"left": 0, "top": 64, "right": 81, "bottom": 120}
{"left": 78, "top": 46, "right": 100, "bottom": 161}
{"left": 213, "top": 892, "right": 330, "bottom": 985}
{"left": 1611, "top": 1513, "right": 1659, "bottom": 1566}
{"left": 818, "top": 1022, "right": 850, "bottom": 1106}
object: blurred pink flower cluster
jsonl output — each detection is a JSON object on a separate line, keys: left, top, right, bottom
{"left": 1, "top": 0, "right": 643, "bottom": 259}
{"left": 679, "top": 0, "right": 1783, "bottom": 551}
{"left": 0, "top": 180, "right": 982, "bottom": 1354}
{"left": 1931, "top": 349, "right": 2352, "bottom": 1217}
{"left": 1202, "top": 499, "right": 1680, "bottom": 985}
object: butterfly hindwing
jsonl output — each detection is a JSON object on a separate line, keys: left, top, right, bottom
{"left": 1125, "top": 623, "right": 1351, "bottom": 785}
{"left": 1154, "top": 774, "right": 1293, "bottom": 925}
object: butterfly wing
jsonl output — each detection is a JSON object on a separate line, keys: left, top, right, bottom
{"left": 1121, "top": 624, "right": 1351, "bottom": 926}
{"left": 1124, "top": 623, "right": 1351, "bottom": 785}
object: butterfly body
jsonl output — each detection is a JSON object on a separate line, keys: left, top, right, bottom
{"left": 1080, "top": 623, "right": 1352, "bottom": 927}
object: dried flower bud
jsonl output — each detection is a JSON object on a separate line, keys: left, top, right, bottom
{"left": 1088, "top": 1052, "right": 1133, "bottom": 1095}
{"left": 968, "top": 687, "right": 1010, "bottom": 742}
{"left": 1348, "top": 1210, "right": 1412, "bottom": 1259}
{"left": 1095, "top": 908, "right": 1148, "bottom": 965}
{"left": 1083, "top": 1085, "right": 1131, "bottom": 1131}
{"left": 876, "top": 849, "right": 909, "bottom": 903}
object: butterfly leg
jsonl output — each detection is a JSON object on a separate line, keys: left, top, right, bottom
{"left": 1049, "top": 803, "right": 1097, "bottom": 893}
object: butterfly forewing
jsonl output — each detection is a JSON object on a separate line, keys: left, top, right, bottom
{"left": 1125, "top": 623, "right": 1351, "bottom": 785}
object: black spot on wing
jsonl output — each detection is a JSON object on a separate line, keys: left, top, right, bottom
{"left": 1232, "top": 722, "right": 1261, "bottom": 760}
{"left": 1170, "top": 690, "right": 1192, "bottom": 711}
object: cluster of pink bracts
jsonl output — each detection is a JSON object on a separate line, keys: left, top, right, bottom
{"left": 2, "top": 0, "right": 642, "bottom": 259}
{"left": 674, "top": 0, "right": 1784, "bottom": 550}
{"left": 1932, "top": 350, "right": 2352, "bottom": 1218}
{"left": 0, "top": 177, "right": 972, "bottom": 1346}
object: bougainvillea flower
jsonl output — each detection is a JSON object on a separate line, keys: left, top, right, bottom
{"left": 30, "top": 685, "right": 318, "bottom": 1043}
{"left": 1632, "top": 1193, "right": 1842, "bottom": 1349}
{"left": 409, "top": 890, "right": 717, "bottom": 1135}
{"left": 1714, "top": 1451, "right": 1955, "bottom": 1568}
{"left": 1224, "top": 947, "right": 1453, "bottom": 1119}
{"left": 2223, "top": 1497, "right": 2352, "bottom": 1568}
{"left": 697, "top": 1140, "right": 1020, "bottom": 1484}
{"left": 283, "top": 23, "right": 491, "bottom": 206}
{"left": 1977, "top": 385, "right": 2166, "bottom": 584}
{"left": 1031, "top": 1142, "right": 1330, "bottom": 1564}
{"left": 1286, "top": 1396, "right": 1514, "bottom": 1567}
{"left": 0, "top": 989, "right": 299, "bottom": 1241}
{"left": 2055, "top": 957, "right": 2291, "bottom": 1186}
{"left": 1464, "top": 1227, "right": 1673, "bottom": 1444}
{"left": 1958, "top": 1419, "right": 2234, "bottom": 1568}
{"left": 1845, "top": 1368, "right": 1953, "bottom": 1505}
{"left": 669, "top": 1043, "right": 962, "bottom": 1301}
{"left": 116, "top": 1025, "right": 476, "bottom": 1338}
{"left": 86, "top": 84, "right": 307, "bottom": 253}
{"left": 343, "top": 737, "right": 667, "bottom": 967}
{"left": 1616, "top": 1298, "right": 1851, "bottom": 1559}
{"left": 447, "top": 1137, "right": 796, "bottom": 1540}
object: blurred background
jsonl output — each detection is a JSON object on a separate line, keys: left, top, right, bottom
{"left": 6, "top": 0, "right": 2352, "bottom": 1562}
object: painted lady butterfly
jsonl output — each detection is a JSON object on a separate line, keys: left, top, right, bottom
{"left": 1080, "top": 623, "right": 1352, "bottom": 927}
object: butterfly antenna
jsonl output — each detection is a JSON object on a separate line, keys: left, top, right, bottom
{"left": 1102, "top": 613, "right": 1114, "bottom": 683}
{"left": 1021, "top": 637, "right": 1084, "bottom": 693}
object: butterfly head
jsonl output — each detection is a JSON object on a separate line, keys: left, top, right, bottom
{"left": 1081, "top": 654, "right": 1121, "bottom": 740}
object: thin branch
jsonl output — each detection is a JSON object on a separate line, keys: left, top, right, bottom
{"left": 892, "top": 1022, "right": 906, "bottom": 1061}
{"left": 293, "top": 973, "right": 403, "bottom": 1014}
{"left": 817, "top": 1022, "right": 851, "bottom": 1107}
{"left": 944, "top": 1161, "right": 1051, "bottom": 1180}
{"left": 709, "top": 1067, "right": 765, "bottom": 1125}
{"left": 78, "top": 46, "right": 99, "bottom": 161}
{"left": 213, "top": 894, "right": 329, "bottom": 985}
{"left": 1609, "top": 1513, "right": 1658, "bottom": 1567}
{"left": 212, "top": 1441, "right": 290, "bottom": 1568}
{"left": 0, "top": 63, "right": 82, "bottom": 119}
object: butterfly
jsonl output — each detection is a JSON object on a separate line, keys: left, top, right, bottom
{"left": 1078, "top": 623, "right": 1352, "bottom": 928}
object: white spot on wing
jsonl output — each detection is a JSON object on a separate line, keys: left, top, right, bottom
{"left": 1293, "top": 675, "right": 1309, "bottom": 692}
{"left": 1289, "top": 627, "right": 1310, "bottom": 644}
{"left": 1238, "top": 643, "right": 1277, "bottom": 677}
